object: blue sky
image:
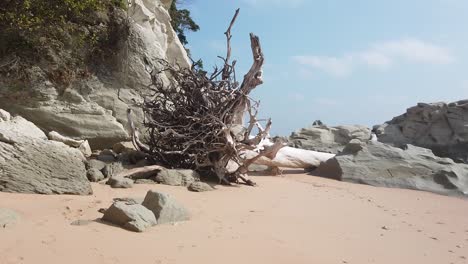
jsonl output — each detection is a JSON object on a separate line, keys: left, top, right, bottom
{"left": 183, "top": 0, "right": 468, "bottom": 136}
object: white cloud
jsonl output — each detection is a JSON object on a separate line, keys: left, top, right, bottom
{"left": 293, "top": 55, "right": 352, "bottom": 77}
{"left": 293, "top": 39, "right": 454, "bottom": 77}
{"left": 242, "top": 0, "right": 304, "bottom": 8}
{"left": 374, "top": 39, "right": 454, "bottom": 64}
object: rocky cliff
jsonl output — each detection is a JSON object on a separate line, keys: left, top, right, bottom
{"left": 0, "top": 0, "right": 190, "bottom": 149}
{"left": 374, "top": 100, "right": 468, "bottom": 163}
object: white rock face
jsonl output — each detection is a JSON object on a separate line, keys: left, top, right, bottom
{"left": 127, "top": 0, "right": 190, "bottom": 89}
{"left": 0, "top": 0, "right": 190, "bottom": 150}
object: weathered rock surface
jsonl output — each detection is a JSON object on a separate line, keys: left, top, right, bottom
{"left": 0, "top": 110, "right": 92, "bottom": 195}
{"left": 0, "top": 208, "right": 19, "bottom": 228}
{"left": 112, "top": 141, "right": 135, "bottom": 154}
{"left": 106, "top": 176, "right": 133, "bottom": 189}
{"left": 134, "top": 179, "right": 157, "bottom": 184}
{"left": 0, "top": 114, "right": 47, "bottom": 142}
{"left": 290, "top": 124, "right": 371, "bottom": 154}
{"left": 102, "top": 162, "right": 124, "bottom": 178}
{"left": 314, "top": 141, "right": 468, "bottom": 196}
{"left": 154, "top": 169, "right": 198, "bottom": 186}
{"left": 374, "top": 100, "right": 468, "bottom": 163}
{"left": 86, "top": 159, "right": 107, "bottom": 171}
{"left": 87, "top": 168, "right": 105, "bottom": 182}
{"left": 0, "top": 0, "right": 190, "bottom": 149}
{"left": 142, "top": 190, "right": 190, "bottom": 224}
{"left": 48, "top": 131, "right": 92, "bottom": 157}
{"left": 102, "top": 201, "right": 157, "bottom": 232}
{"left": 0, "top": 109, "right": 10, "bottom": 122}
{"left": 97, "top": 150, "right": 117, "bottom": 162}
{"left": 188, "top": 182, "right": 214, "bottom": 192}
{"left": 113, "top": 197, "right": 144, "bottom": 204}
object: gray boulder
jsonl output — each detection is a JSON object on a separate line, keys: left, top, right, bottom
{"left": 87, "top": 168, "right": 105, "bottom": 182}
{"left": 102, "top": 162, "right": 124, "bottom": 178}
{"left": 290, "top": 124, "right": 371, "bottom": 154}
{"left": 374, "top": 100, "right": 468, "bottom": 163}
{"left": 0, "top": 111, "right": 92, "bottom": 195}
{"left": 113, "top": 197, "right": 143, "bottom": 204}
{"left": 187, "top": 182, "right": 214, "bottom": 192}
{"left": 0, "top": 208, "right": 19, "bottom": 228}
{"left": 106, "top": 176, "right": 133, "bottom": 189}
{"left": 142, "top": 190, "right": 190, "bottom": 224}
{"left": 97, "top": 150, "right": 117, "bottom": 162}
{"left": 154, "top": 169, "right": 198, "bottom": 186}
{"left": 314, "top": 141, "right": 468, "bottom": 196}
{"left": 102, "top": 201, "right": 157, "bottom": 232}
{"left": 86, "top": 159, "right": 106, "bottom": 171}
{"left": 134, "top": 179, "right": 157, "bottom": 184}
{"left": 112, "top": 141, "right": 135, "bottom": 154}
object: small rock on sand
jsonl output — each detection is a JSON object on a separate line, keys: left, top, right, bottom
{"left": 102, "top": 201, "right": 157, "bottom": 232}
{"left": 188, "top": 182, "right": 214, "bottom": 192}
{"left": 142, "top": 190, "right": 190, "bottom": 224}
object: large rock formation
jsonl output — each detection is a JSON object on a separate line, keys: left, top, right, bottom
{"left": 374, "top": 100, "right": 468, "bottom": 163}
{"left": 289, "top": 123, "right": 371, "bottom": 153}
{"left": 0, "top": 0, "right": 190, "bottom": 149}
{"left": 0, "top": 110, "right": 92, "bottom": 195}
{"left": 314, "top": 140, "right": 468, "bottom": 196}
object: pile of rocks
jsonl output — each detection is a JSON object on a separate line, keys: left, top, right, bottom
{"left": 101, "top": 190, "right": 190, "bottom": 232}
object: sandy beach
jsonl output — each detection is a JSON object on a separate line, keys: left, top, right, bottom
{"left": 1, "top": 171, "right": 467, "bottom": 264}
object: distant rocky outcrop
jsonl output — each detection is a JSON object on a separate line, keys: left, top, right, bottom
{"left": 0, "top": 0, "right": 190, "bottom": 149}
{"left": 289, "top": 123, "right": 371, "bottom": 153}
{"left": 314, "top": 140, "right": 468, "bottom": 196}
{"left": 0, "top": 109, "right": 92, "bottom": 195}
{"left": 374, "top": 100, "right": 468, "bottom": 163}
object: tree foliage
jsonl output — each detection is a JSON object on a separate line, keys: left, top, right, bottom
{"left": 169, "top": 0, "right": 200, "bottom": 46}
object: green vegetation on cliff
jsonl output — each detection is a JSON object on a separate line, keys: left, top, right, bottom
{"left": 0, "top": 0, "right": 128, "bottom": 87}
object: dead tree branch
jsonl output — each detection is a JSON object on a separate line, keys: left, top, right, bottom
{"left": 138, "top": 9, "right": 282, "bottom": 184}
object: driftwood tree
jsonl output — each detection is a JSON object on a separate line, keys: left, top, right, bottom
{"left": 131, "top": 9, "right": 285, "bottom": 185}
